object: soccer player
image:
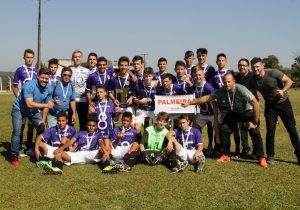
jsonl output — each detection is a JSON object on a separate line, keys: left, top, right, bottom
{"left": 12, "top": 49, "right": 39, "bottom": 156}
{"left": 69, "top": 50, "right": 90, "bottom": 130}
{"left": 133, "top": 67, "right": 158, "bottom": 133}
{"left": 173, "top": 60, "right": 193, "bottom": 93}
{"left": 108, "top": 112, "right": 141, "bottom": 171}
{"left": 47, "top": 67, "right": 76, "bottom": 128}
{"left": 250, "top": 57, "right": 300, "bottom": 165}
{"left": 35, "top": 112, "right": 76, "bottom": 162}
{"left": 48, "top": 58, "right": 60, "bottom": 85}
{"left": 89, "top": 85, "right": 121, "bottom": 139}
{"left": 154, "top": 57, "right": 175, "bottom": 84}
{"left": 184, "top": 50, "right": 195, "bottom": 75}
{"left": 132, "top": 55, "right": 144, "bottom": 83}
{"left": 140, "top": 112, "right": 186, "bottom": 173}
{"left": 11, "top": 68, "right": 54, "bottom": 166}
{"left": 183, "top": 73, "right": 267, "bottom": 167}
{"left": 167, "top": 114, "right": 205, "bottom": 173}
{"left": 44, "top": 114, "right": 107, "bottom": 174}
{"left": 86, "top": 52, "right": 98, "bottom": 73}
{"left": 192, "top": 48, "right": 215, "bottom": 83}
{"left": 86, "top": 56, "right": 112, "bottom": 105}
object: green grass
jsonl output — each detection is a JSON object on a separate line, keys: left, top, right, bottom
{"left": 1, "top": 91, "right": 300, "bottom": 209}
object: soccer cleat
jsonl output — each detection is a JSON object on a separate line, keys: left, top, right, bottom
{"left": 26, "top": 148, "right": 35, "bottom": 156}
{"left": 267, "top": 156, "right": 275, "bottom": 165}
{"left": 259, "top": 158, "right": 268, "bottom": 167}
{"left": 115, "top": 163, "right": 132, "bottom": 172}
{"left": 171, "top": 167, "right": 180, "bottom": 173}
{"left": 36, "top": 160, "right": 52, "bottom": 168}
{"left": 216, "top": 155, "right": 231, "bottom": 163}
{"left": 102, "top": 165, "right": 120, "bottom": 174}
{"left": 19, "top": 148, "right": 28, "bottom": 157}
{"left": 195, "top": 154, "right": 205, "bottom": 173}
{"left": 178, "top": 160, "right": 189, "bottom": 172}
{"left": 11, "top": 155, "right": 20, "bottom": 166}
{"left": 43, "top": 166, "right": 63, "bottom": 175}
{"left": 152, "top": 156, "right": 162, "bottom": 165}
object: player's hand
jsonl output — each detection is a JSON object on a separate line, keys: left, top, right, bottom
{"left": 248, "top": 122, "right": 257, "bottom": 130}
{"left": 193, "top": 151, "right": 200, "bottom": 161}
{"left": 88, "top": 101, "right": 95, "bottom": 108}
{"left": 53, "top": 148, "right": 63, "bottom": 156}
{"left": 126, "top": 97, "right": 133, "bottom": 105}
{"left": 88, "top": 104, "right": 95, "bottom": 113}
{"left": 35, "top": 149, "right": 41, "bottom": 161}
{"left": 54, "top": 97, "right": 61, "bottom": 105}
{"left": 117, "top": 132, "right": 124, "bottom": 139}
{"left": 114, "top": 99, "right": 120, "bottom": 106}
{"left": 276, "top": 89, "right": 286, "bottom": 97}
{"left": 47, "top": 100, "right": 54, "bottom": 109}
{"left": 72, "top": 114, "right": 76, "bottom": 123}
{"left": 166, "top": 141, "right": 173, "bottom": 152}
{"left": 182, "top": 101, "right": 190, "bottom": 108}
{"left": 139, "top": 98, "right": 148, "bottom": 105}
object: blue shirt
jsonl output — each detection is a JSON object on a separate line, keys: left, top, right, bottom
{"left": 13, "top": 79, "right": 53, "bottom": 116}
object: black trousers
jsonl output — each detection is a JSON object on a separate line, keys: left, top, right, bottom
{"left": 69, "top": 102, "right": 88, "bottom": 131}
{"left": 123, "top": 151, "right": 140, "bottom": 167}
{"left": 221, "top": 110, "right": 265, "bottom": 158}
{"left": 265, "top": 98, "right": 300, "bottom": 158}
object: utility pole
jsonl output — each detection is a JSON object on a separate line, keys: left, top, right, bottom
{"left": 140, "top": 53, "right": 148, "bottom": 69}
{"left": 37, "top": 0, "right": 42, "bottom": 69}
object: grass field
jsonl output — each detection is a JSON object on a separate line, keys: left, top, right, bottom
{"left": 0, "top": 91, "right": 300, "bottom": 209}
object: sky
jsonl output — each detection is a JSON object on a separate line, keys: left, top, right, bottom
{"left": 0, "top": 0, "right": 299, "bottom": 72}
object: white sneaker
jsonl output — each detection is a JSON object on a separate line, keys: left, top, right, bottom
{"left": 19, "top": 148, "right": 28, "bottom": 157}
{"left": 26, "top": 148, "right": 35, "bottom": 156}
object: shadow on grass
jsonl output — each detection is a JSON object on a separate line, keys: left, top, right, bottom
{"left": 0, "top": 141, "right": 11, "bottom": 162}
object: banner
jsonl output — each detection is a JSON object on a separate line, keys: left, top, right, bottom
{"left": 154, "top": 94, "right": 195, "bottom": 115}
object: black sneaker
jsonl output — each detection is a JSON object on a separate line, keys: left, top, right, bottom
{"left": 152, "top": 156, "right": 162, "bottom": 165}
{"left": 267, "top": 156, "right": 275, "bottom": 165}
{"left": 241, "top": 147, "right": 251, "bottom": 157}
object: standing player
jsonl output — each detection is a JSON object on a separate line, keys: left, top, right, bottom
{"left": 70, "top": 50, "right": 90, "bottom": 130}
{"left": 154, "top": 57, "right": 175, "bottom": 85}
{"left": 173, "top": 60, "right": 193, "bottom": 93}
{"left": 12, "top": 49, "right": 39, "bottom": 156}
{"left": 250, "top": 57, "right": 300, "bottom": 165}
{"left": 132, "top": 55, "right": 144, "bottom": 83}
{"left": 192, "top": 48, "right": 215, "bottom": 83}
{"left": 184, "top": 50, "right": 195, "bottom": 75}
{"left": 86, "top": 52, "right": 98, "bottom": 73}
{"left": 167, "top": 114, "right": 205, "bottom": 173}
{"left": 48, "top": 58, "right": 60, "bottom": 85}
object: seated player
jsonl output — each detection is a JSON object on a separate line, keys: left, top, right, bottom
{"left": 140, "top": 112, "right": 186, "bottom": 173}
{"left": 108, "top": 112, "right": 141, "bottom": 172}
{"left": 167, "top": 114, "right": 205, "bottom": 173}
{"left": 43, "top": 114, "right": 108, "bottom": 175}
{"left": 35, "top": 112, "right": 76, "bottom": 165}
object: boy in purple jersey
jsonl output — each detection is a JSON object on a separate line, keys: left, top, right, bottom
{"left": 44, "top": 114, "right": 107, "bottom": 175}
{"left": 132, "top": 55, "right": 144, "bottom": 83}
{"left": 12, "top": 49, "right": 39, "bottom": 157}
{"left": 86, "top": 56, "right": 112, "bottom": 104}
{"left": 48, "top": 58, "right": 61, "bottom": 86}
{"left": 86, "top": 52, "right": 98, "bottom": 73}
{"left": 133, "top": 67, "right": 158, "bottom": 133}
{"left": 192, "top": 48, "right": 215, "bottom": 83}
{"left": 173, "top": 60, "right": 193, "bottom": 93}
{"left": 89, "top": 85, "right": 121, "bottom": 139}
{"left": 154, "top": 57, "right": 176, "bottom": 85}
{"left": 184, "top": 50, "right": 195, "bottom": 75}
{"left": 108, "top": 56, "right": 137, "bottom": 122}
{"left": 35, "top": 112, "right": 76, "bottom": 161}
{"left": 190, "top": 66, "right": 221, "bottom": 154}
{"left": 107, "top": 112, "right": 141, "bottom": 172}
{"left": 167, "top": 114, "right": 205, "bottom": 173}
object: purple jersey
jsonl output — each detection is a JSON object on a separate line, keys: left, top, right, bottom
{"left": 153, "top": 72, "right": 176, "bottom": 84}
{"left": 156, "top": 84, "right": 184, "bottom": 95}
{"left": 41, "top": 125, "right": 76, "bottom": 147}
{"left": 135, "top": 72, "right": 144, "bottom": 83}
{"left": 111, "top": 126, "right": 139, "bottom": 147}
{"left": 94, "top": 101, "right": 115, "bottom": 138}
{"left": 134, "top": 81, "right": 157, "bottom": 111}
{"left": 174, "top": 127, "right": 202, "bottom": 150}
{"left": 86, "top": 70, "right": 111, "bottom": 96}
{"left": 12, "top": 66, "right": 39, "bottom": 86}
{"left": 211, "top": 69, "right": 234, "bottom": 89}
{"left": 73, "top": 131, "right": 103, "bottom": 151}
{"left": 49, "top": 75, "right": 61, "bottom": 86}
{"left": 108, "top": 75, "right": 134, "bottom": 108}
{"left": 173, "top": 76, "right": 194, "bottom": 93}
{"left": 190, "top": 82, "right": 215, "bottom": 115}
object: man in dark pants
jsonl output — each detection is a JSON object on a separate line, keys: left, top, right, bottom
{"left": 250, "top": 57, "right": 300, "bottom": 165}
{"left": 183, "top": 73, "right": 267, "bottom": 167}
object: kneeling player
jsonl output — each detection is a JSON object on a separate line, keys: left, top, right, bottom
{"left": 44, "top": 114, "right": 107, "bottom": 174}
{"left": 35, "top": 112, "right": 76, "bottom": 166}
{"left": 167, "top": 114, "right": 205, "bottom": 173}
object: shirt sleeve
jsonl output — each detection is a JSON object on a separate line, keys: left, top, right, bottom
{"left": 23, "top": 82, "right": 34, "bottom": 99}
{"left": 12, "top": 69, "right": 21, "bottom": 84}
{"left": 41, "top": 128, "right": 52, "bottom": 141}
{"left": 195, "top": 129, "right": 203, "bottom": 145}
{"left": 110, "top": 128, "right": 118, "bottom": 142}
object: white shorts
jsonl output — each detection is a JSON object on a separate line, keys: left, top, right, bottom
{"left": 135, "top": 109, "right": 156, "bottom": 125}
{"left": 64, "top": 150, "right": 101, "bottom": 166}
{"left": 177, "top": 145, "right": 202, "bottom": 164}
{"left": 196, "top": 114, "right": 214, "bottom": 128}
{"left": 45, "top": 144, "right": 59, "bottom": 159}
{"left": 111, "top": 145, "right": 131, "bottom": 160}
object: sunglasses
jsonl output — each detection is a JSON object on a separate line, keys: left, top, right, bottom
{"left": 63, "top": 74, "right": 72, "bottom": 77}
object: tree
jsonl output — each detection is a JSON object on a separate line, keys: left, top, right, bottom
{"left": 262, "top": 55, "right": 283, "bottom": 70}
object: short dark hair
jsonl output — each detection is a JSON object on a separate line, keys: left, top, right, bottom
{"left": 61, "top": 67, "right": 72, "bottom": 76}
{"left": 184, "top": 50, "right": 194, "bottom": 59}
{"left": 250, "top": 57, "right": 263, "bottom": 65}
{"left": 24, "top": 49, "right": 35, "bottom": 57}
{"left": 86, "top": 113, "right": 98, "bottom": 123}
{"left": 161, "top": 73, "right": 173, "bottom": 81}
{"left": 132, "top": 55, "right": 144, "bottom": 63}
{"left": 88, "top": 52, "right": 98, "bottom": 59}
{"left": 158, "top": 57, "right": 167, "bottom": 64}
{"left": 57, "top": 111, "right": 68, "bottom": 119}
{"left": 157, "top": 112, "right": 169, "bottom": 122}
{"left": 95, "top": 84, "right": 106, "bottom": 91}
{"left": 178, "top": 114, "right": 190, "bottom": 121}
{"left": 118, "top": 56, "right": 130, "bottom": 65}
{"left": 38, "top": 67, "right": 50, "bottom": 75}
{"left": 217, "top": 53, "right": 227, "bottom": 60}
{"left": 97, "top": 56, "right": 108, "bottom": 63}
{"left": 122, "top": 112, "right": 132, "bottom": 120}
{"left": 175, "top": 60, "right": 186, "bottom": 69}
{"left": 48, "top": 58, "right": 59, "bottom": 67}
{"left": 144, "top": 67, "right": 154, "bottom": 75}
{"left": 238, "top": 58, "right": 250, "bottom": 66}
{"left": 196, "top": 48, "right": 208, "bottom": 55}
